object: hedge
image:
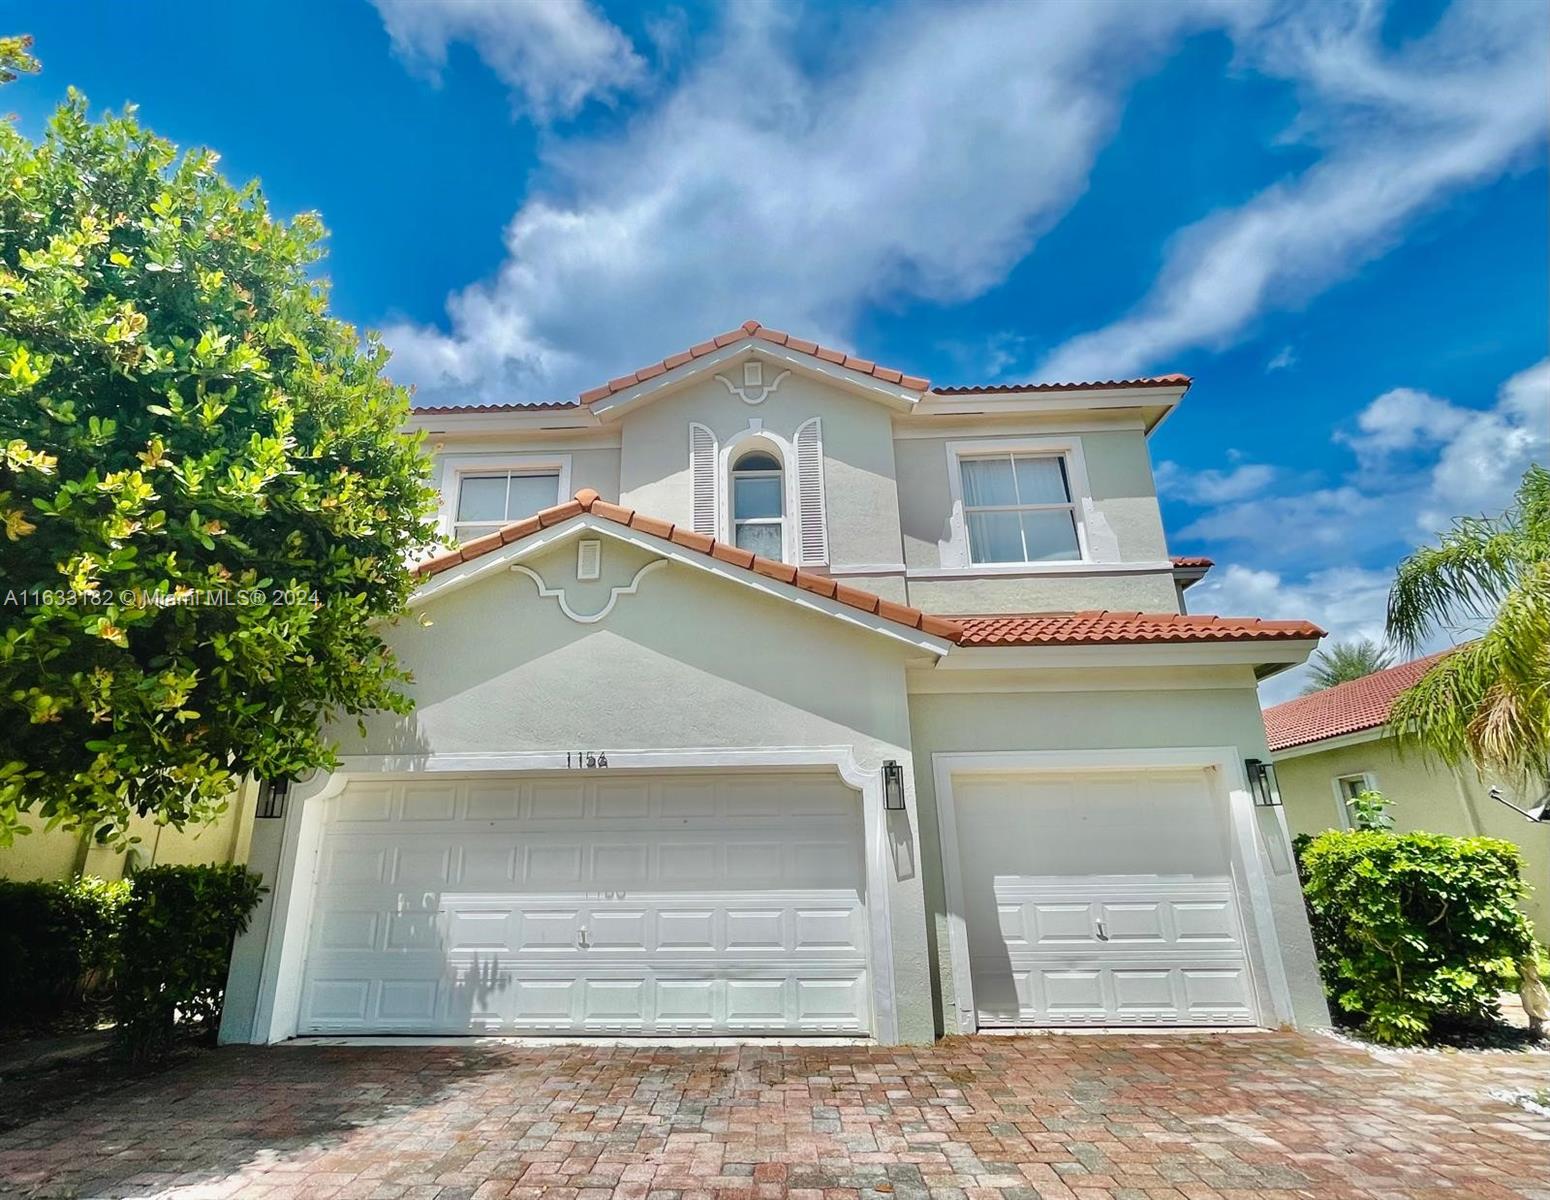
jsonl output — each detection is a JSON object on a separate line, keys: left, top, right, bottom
{"left": 114, "top": 864, "right": 265, "bottom": 1063}
{"left": 1298, "top": 828, "right": 1537, "bottom": 1045}
{"left": 0, "top": 864, "right": 263, "bottom": 1061}
{"left": 0, "top": 875, "right": 129, "bottom": 1020}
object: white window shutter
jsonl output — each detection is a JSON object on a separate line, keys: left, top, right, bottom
{"left": 689, "top": 422, "right": 718, "bottom": 536}
{"left": 794, "top": 417, "right": 828, "bottom": 566}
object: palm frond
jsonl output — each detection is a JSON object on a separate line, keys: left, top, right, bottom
{"left": 1389, "top": 557, "right": 1550, "bottom": 783}
{"left": 1386, "top": 465, "right": 1550, "bottom": 654}
{"left": 1304, "top": 638, "right": 1395, "bottom": 692}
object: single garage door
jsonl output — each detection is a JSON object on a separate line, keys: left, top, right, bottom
{"left": 952, "top": 768, "right": 1257, "bottom": 1028}
{"left": 298, "top": 771, "right": 871, "bottom": 1035}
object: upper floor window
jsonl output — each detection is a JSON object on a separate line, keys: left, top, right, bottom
{"left": 960, "top": 452, "right": 1080, "bottom": 564}
{"left": 454, "top": 470, "right": 560, "bottom": 540}
{"left": 731, "top": 450, "right": 784, "bottom": 559}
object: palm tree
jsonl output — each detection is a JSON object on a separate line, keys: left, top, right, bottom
{"left": 1303, "top": 639, "right": 1395, "bottom": 693}
{"left": 1386, "top": 465, "right": 1550, "bottom": 784}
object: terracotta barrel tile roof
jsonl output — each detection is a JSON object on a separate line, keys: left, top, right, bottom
{"left": 1263, "top": 649, "right": 1453, "bottom": 752}
{"left": 575, "top": 320, "right": 932, "bottom": 404}
{"left": 1170, "top": 555, "right": 1215, "bottom": 569}
{"left": 415, "top": 493, "right": 1319, "bottom": 654}
{"left": 931, "top": 375, "right": 1191, "bottom": 395}
{"left": 950, "top": 611, "right": 1323, "bottom": 647}
{"left": 410, "top": 320, "right": 1190, "bottom": 414}
{"left": 414, "top": 490, "right": 961, "bottom": 642}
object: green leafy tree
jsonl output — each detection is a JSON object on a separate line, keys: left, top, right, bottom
{"left": 0, "top": 34, "right": 39, "bottom": 86}
{"left": 0, "top": 93, "right": 438, "bottom": 847}
{"left": 1387, "top": 466, "right": 1550, "bottom": 784}
{"left": 1303, "top": 638, "right": 1395, "bottom": 693}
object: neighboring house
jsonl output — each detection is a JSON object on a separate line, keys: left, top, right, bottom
{"left": 220, "top": 320, "right": 1331, "bottom": 1046}
{"left": 1266, "top": 653, "right": 1550, "bottom": 934}
{"left": 0, "top": 782, "right": 256, "bottom": 883}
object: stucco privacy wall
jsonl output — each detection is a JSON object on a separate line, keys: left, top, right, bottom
{"left": 310, "top": 533, "right": 939, "bottom": 1041}
{"left": 0, "top": 785, "right": 254, "bottom": 882}
{"left": 616, "top": 369, "right": 907, "bottom": 576}
{"left": 907, "top": 676, "right": 1331, "bottom": 1034}
{"left": 1278, "top": 738, "right": 1550, "bottom": 934}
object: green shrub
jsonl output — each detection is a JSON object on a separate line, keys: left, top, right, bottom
{"left": 113, "top": 864, "right": 264, "bottom": 1063}
{"left": 0, "top": 875, "right": 129, "bottom": 1022}
{"left": 1299, "top": 829, "right": 1537, "bottom": 1045}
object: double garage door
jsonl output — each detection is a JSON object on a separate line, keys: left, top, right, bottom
{"left": 951, "top": 767, "right": 1259, "bottom": 1028}
{"left": 299, "top": 772, "right": 871, "bottom": 1035}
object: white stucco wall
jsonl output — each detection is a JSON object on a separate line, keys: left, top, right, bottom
{"left": 907, "top": 672, "right": 1331, "bottom": 1034}
{"left": 320, "top": 534, "right": 939, "bottom": 1042}
{"left": 420, "top": 365, "right": 1191, "bottom": 619}
{"left": 894, "top": 427, "right": 1169, "bottom": 564}
{"left": 616, "top": 369, "right": 906, "bottom": 572}
{"left": 904, "top": 571, "right": 1180, "bottom": 614}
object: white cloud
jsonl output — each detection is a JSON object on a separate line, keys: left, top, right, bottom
{"left": 1423, "top": 359, "right": 1549, "bottom": 528}
{"left": 1338, "top": 386, "right": 1470, "bottom": 463}
{"left": 1157, "top": 460, "right": 1277, "bottom": 504}
{"left": 1190, "top": 563, "right": 1410, "bottom": 703}
{"left": 378, "top": 0, "right": 1251, "bottom": 404}
{"left": 1177, "top": 359, "right": 1548, "bottom": 563}
{"left": 1266, "top": 345, "right": 1297, "bottom": 372}
{"left": 1179, "top": 359, "right": 1546, "bottom": 701}
{"left": 372, "top": 0, "right": 646, "bottom": 120}
{"left": 374, "top": 1, "right": 1547, "bottom": 407}
{"left": 1040, "top": 0, "right": 1548, "bottom": 381}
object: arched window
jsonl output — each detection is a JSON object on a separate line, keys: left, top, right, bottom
{"left": 731, "top": 450, "right": 784, "bottom": 559}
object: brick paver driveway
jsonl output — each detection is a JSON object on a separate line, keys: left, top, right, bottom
{"left": 1, "top": 1031, "right": 1547, "bottom": 1200}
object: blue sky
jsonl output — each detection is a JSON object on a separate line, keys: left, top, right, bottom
{"left": 7, "top": 0, "right": 1547, "bottom": 697}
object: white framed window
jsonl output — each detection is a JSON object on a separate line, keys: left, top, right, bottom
{"left": 959, "top": 452, "right": 1080, "bottom": 564}
{"left": 941, "top": 437, "right": 1097, "bottom": 571}
{"left": 452, "top": 468, "right": 562, "bottom": 540}
{"left": 432, "top": 454, "right": 571, "bottom": 543}
{"left": 1331, "top": 772, "right": 1378, "bottom": 829}
{"left": 731, "top": 449, "right": 785, "bottom": 560}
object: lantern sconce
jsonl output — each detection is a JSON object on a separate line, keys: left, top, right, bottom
{"left": 882, "top": 760, "right": 906, "bottom": 812}
{"left": 256, "top": 777, "right": 291, "bottom": 820}
{"left": 1245, "top": 758, "right": 1282, "bottom": 808}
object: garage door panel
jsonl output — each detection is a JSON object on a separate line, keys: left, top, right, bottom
{"left": 954, "top": 769, "right": 1258, "bottom": 1029}
{"left": 300, "top": 772, "right": 870, "bottom": 1035}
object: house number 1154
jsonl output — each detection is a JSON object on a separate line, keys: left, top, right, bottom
{"left": 566, "top": 751, "right": 609, "bottom": 768}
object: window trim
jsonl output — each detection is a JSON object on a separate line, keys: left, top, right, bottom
{"left": 730, "top": 451, "right": 785, "bottom": 558}
{"left": 942, "top": 437, "right": 1094, "bottom": 569}
{"left": 437, "top": 454, "right": 571, "bottom": 542}
{"left": 716, "top": 428, "right": 799, "bottom": 563}
{"left": 1330, "top": 771, "right": 1378, "bottom": 830}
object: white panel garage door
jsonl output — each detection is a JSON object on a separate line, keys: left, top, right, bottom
{"left": 299, "top": 772, "right": 870, "bottom": 1035}
{"left": 952, "top": 768, "right": 1256, "bottom": 1028}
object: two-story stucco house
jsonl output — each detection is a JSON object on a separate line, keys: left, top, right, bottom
{"left": 221, "top": 321, "right": 1331, "bottom": 1046}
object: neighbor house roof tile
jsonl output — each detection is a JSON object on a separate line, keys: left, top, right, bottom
{"left": 1263, "top": 650, "right": 1453, "bottom": 752}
